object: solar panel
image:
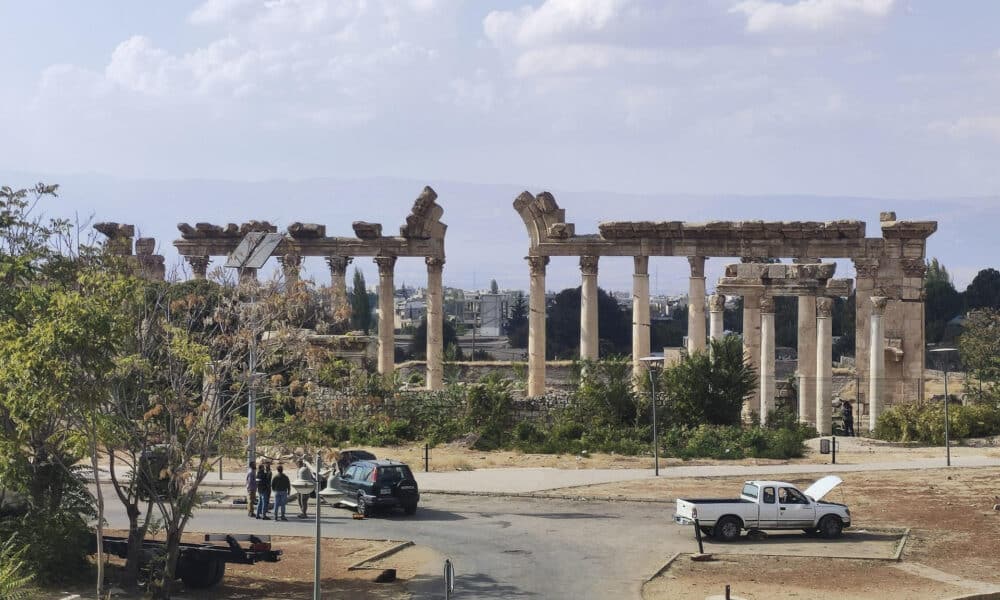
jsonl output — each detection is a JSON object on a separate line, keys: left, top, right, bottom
{"left": 224, "top": 232, "right": 284, "bottom": 269}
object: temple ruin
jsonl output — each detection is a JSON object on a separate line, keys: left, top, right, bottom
{"left": 514, "top": 192, "right": 936, "bottom": 432}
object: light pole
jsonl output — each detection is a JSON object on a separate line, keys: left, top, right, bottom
{"left": 641, "top": 355, "right": 665, "bottom": 476}
{"left": 471, "top": 294, "right": 480, "bottom": 361}
{"left": 313, "top": 451, "right": 322, "bottom": 600}
{"left": 929, "top": 347, "right": 958, "bottom": 467}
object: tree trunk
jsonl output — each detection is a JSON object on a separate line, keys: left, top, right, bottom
{"left": 122, "top": 503, "right": 147, "bottom": 591}
{"left": 90, "top": 427, "right": 105, "bottom": 598}
{"left": 154, "top": 528, "right": 182, "bottom": 599}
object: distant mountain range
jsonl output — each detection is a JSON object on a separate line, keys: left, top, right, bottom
{"left": 2, "top": 171, "right": 996, "bottom": 294}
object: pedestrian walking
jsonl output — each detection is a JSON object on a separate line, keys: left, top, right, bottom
{"left": 271, "top": 464, "right": 291, "bottom": 521}
{"left": 245, "top": 461, "right": 257, "bottom": 518}
{"left": 255, "top": 463, "right": 271, "bottom": 520}
{"left": 842, "top": 400, "right": 855, "bottom": 437}
{"left": 296, "top": 459, "right": 315, "bottom": 518}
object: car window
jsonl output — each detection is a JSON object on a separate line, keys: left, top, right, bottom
{"left": 378, "top": 466, "right": 412, "bottom": 482}
{"left": 762, "top": 487, "right": 775, "bottom": 504}
{"left": 780, "top": 487, "right": 807, "bottom": 504}
{"left": 742, "top": 484, "right": 758, "bottom": 500}
{"left": 345, "top": 466, "right": 360, "bottom": 480}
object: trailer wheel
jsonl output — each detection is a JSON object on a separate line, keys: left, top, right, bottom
{"left": 180, "top": 558, "right": 224, "bottom": 589}
{"left": 714, "top": 516, "right": 742, "bottom": 542}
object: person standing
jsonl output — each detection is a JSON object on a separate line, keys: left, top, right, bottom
{"left": 263, "top": 461, "right": 273, "bottom": 518}
{"left": 245, "top": 461, "right": 257, "bottom": 518}
{"left": 271, "top": 464, "right": 291, "bottom": 521}
{"left": 296, "top": 459, "right": 315, "bottom": 518}
{"left": 842, "top": 400, "right": 855, "bottom": 437}
{"left": 255, "top": 463, "right": 271, "bottom": 520}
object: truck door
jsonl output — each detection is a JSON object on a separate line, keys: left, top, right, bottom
{"left": 758, "top": 486, "right": 779, "bottom": 528}
{"left": 777, "top": 486, "right": 815, "bottom": 528}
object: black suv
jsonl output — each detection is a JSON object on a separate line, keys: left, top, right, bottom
{"left": 332, "top": 459, "right": 419, "bottom": 517}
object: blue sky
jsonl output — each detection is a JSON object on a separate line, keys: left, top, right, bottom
{"left": 1, "top": 1, "right": 998, "bottom": 292}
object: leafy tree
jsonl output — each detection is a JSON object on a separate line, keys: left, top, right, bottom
{"left": 832, "top": 292, "right": 856, "bottom": 360}
{"left": 576, "top": 356, "right": 640, "bottom": 428}
{"left": 489, "top": 279, "right": 499, "bottom": 294}
{"left": 659, "top": 336, "right": 757, "bottom": 429}
{"left": 545, "top": 287, "right": 629, "bottom": 359}
{"left": 350, "top": 267, "right": 372, "bottom": 333}
{"left": 774, "top": 296, "right": 798, "bottom": 348}
{"left": 925, "top": 266, "right": 963, "bottom": 343}
{"left": 964, "top": 268, "right": 1000, "bottom": 311}
{"left": 926, "top": 258, "right": 952, "bottom": 286}
{"left": 0, "top": 534, "right": 33, "bottom": 600}
{"left": 958, "top": 309, "right": 1000, "bottom": 401}
{"left": 407, "top": 316, "right": 462, "bottom": 360}
{"left": 506, "top": 292, "right": 528, "bottom": 348}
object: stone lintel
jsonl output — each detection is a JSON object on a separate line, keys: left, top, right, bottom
{"left": 716, "top": 278, "right": 851, "bottom": 298}
{"left": 353, "top": 221, "right": 383, "bottom": 239}
{"left": 177, "top": 221, "right": 275, "bottom": 239}
{"left": 530, "top": 238, "right": 878, "bottom": 260}
{"left": 173, "top": 236, "right": 444, "bottom": 259}
{"left": 288, "top": 222, "right": 327, "bottom": 238}
{"left": 880, "top": 220, "right": 938, "bottom": 240}
{"left": 597, "top": 219, "right": 866, "bottom": 241}
{"left": 724, "top": 262, "right": 837, "bottom": 280}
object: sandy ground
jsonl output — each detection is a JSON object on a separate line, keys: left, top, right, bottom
{"left": 42, "top": 532, "right": 435, "bottom": 599}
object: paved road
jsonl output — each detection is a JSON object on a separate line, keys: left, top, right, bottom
{"left": 100, "top": 491, "right": 690, "bottom": 600}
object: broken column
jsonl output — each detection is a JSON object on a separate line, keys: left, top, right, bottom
{"left": 687, "top": 256, "right": 707, "bottom": 354}
{"left": 708, "top": 293, "right": 725, "bottom": 344}
{"left": 527, "top": 256, "right": 549, "bottom": 396}
{"left": 425, "top": 257, "right": 445, "bottom": 391}
{"left": 279, "top": 253, "right": 303, "bottom": 285}
{"left": 374, "top": 255, "right": 397, "bottom": 376}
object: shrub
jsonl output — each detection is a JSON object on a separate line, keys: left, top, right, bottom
{"left": 875, "top": 402, "right": 1000, "bottom": 444}
{"left": 0, "top": 534, "right": 33, "bottom": 600}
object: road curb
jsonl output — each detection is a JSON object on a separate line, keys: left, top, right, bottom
{"left": 347, "top": 540, "right": 415, "bottom": 571}
{"left": 421, "top": 489, "right": 674, "bottom": 504}
{"left": 891, "top": 527, "right": 911, "bottom": 562}
{"left": 645, "top": 552, "right": 682, "bottom": 583}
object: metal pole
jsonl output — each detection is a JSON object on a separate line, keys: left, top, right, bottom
{"left": 944, "top": 366, "right": 950, "bottom": 467}
{"left": 832, "top": 436, "right": 836, "bottom": 465}
{"left": 648, "top": 367, "right": 659, "bottom": 477}
{"left": 313, "top": 451, "right": 322, "bottom": 600}
{"left": 693, "top": 516, "right": 704, "bottom": 554}
{"left": 424, "top": 443, "right": 429, "bottom": 473}
{"left": 247, "top": 287, "right": 257, "bottom": 468}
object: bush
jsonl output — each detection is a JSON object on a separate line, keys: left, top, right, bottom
{"left": 0, "top": 533, "right": 33, "bottom": 600}
{"left": 661, "top": 424, "right": 813, "bottom": 460}
{"left": 875, "top": 401, "right": 1000, "bottom": 444}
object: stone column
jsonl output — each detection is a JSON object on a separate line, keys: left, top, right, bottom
{"left": 687, "top": 256, "right": 707, "bottom": 354}
{"left": 527, "top": 256, "right": 549, "bottom": 397}
{"left": 278, "top": 253, "right": 303, "bottom": 285}
{"left": 869, "top": 296, "right": 888, "bottom": 431}
{"left": 632, "top": 256, "right": 651, "bottom": 381}
{"left": 815, "top": 297, "right": 834, "bottom": 435}
{"left": 708, "top": 294, "right": 725, "bottom": 344}
{"left": 853, "top": 258, "right": 878, "bottom": 418}
{"left": 742, "top": 289, "right": 762, "bottom": 418}
{"left": 425, "top": 257, "right": 445, "bottom": 391}
{"left": 239, "top": 267, "right": 258, "bottom": 285}
{"left": 186, "top": 255, "right": 210, "bottom": 280}
{"left": 326, "top": 256, "right": 353, "bottom": 323}
{"left": 579, "top": 256, "right": 600, "bottom": 362}
{"left": 374, "top": 256, "right": 398, "bottom": 376}
{"left": 759, "top": 296, "right": 776, "bottom": 426}
{"left": 797, "top": 294, "right": 817, "bottom": 427}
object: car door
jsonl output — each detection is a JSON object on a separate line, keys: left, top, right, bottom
{"left": 337, "top": 465, "right": 359, "bottom": 494}
{"left": 757, "top": 486, "right": 779, "bottom": 528}
{"left": 777, "top": 486, "right": 815, "bottom": 528}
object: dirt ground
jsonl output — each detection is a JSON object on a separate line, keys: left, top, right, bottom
{"left": 42, "top": 532, "right": 436, "bottom": 599}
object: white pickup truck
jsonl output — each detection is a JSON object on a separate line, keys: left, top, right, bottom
{"left": 673, "top": 476, "right": 851, "bottom": 542}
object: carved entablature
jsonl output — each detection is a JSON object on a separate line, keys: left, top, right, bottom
{"left": 400, "top": 186, "right": 447, "bottom": 240}
{"left": 597, "top": 220, "right": 865, "bottom": 241}
{"left": 717, "top": 262, "right": 851, "bottom": 298}
{"left": 288, "top": 223, "right": 327, "bottom": 239}
{"left": 880, "top": 220, "right": 938, "bottom": 240}
{"left": 853, "top": 258, "right": 880, "bottom": 280}
{"left": 352, "top": 222, "right": 383, "bottom": 240}
{"left": 95, "top": 222, "right": 135, "bottom": 239}
{"left": 513, "top": 191, "right": 573, "bottom": 247}
{"left": 178, "top": 221, "right": 276, "bottom": 239}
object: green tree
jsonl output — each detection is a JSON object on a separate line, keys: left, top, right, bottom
{"left": 964, "top": 268, "right": 1000, "bottom": 311}
{"left": 957, "top": 309, "right": 1000, "bottom": 401}
{"left": 926, "top": 258, "right": 951, "bottom": 286}
{"left": 546, "top": 287, "right": 629, "bottom": 359}
{"left": 506, "top": 292, "right": 528, "bottom": 348}
{"left": 407, "top": 316, "right": 462, "bottom": 360}
{"left": 925, "top": 260, "right": 963, "bottom": 343}
{"left": 660, "top": 336, "right": 757, "bottom": 429}
{"left": 350, "top": 267, "right": 372, "bottom": 333}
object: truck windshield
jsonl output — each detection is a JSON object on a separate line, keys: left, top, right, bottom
{"left": 741, "top": 483, "right": 758, "bottom": 500}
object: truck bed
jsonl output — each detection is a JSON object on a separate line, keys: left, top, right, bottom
{"left": 677, "top": 498, "right": 752, "bottom": 504}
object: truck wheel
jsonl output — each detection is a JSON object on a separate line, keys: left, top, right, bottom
{"left": 357, "top": 493, "right": 372, "bottom": 518}
{"left": 209, "top": 560, "right": 226, "bottom": 586}
{"left": 714, "top": 516, "right": 742, "bottom": 542}
{"left": 699, "top": 527, "right": 714, "bottom": 538}
{"left": 818, "top": 515, "right": 843, "bottom": 539}
{"left": 404, "top": 504, "right": 417, "bottom": 516}
{"left": 180, "top": 558, "right": 223, "bottom": 589}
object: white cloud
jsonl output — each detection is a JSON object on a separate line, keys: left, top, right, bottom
{"left": 189, "top": 0, "right": 255, "bottom": 25}
{"left": 484, "top": 0, "right": 631, "bottom": 47}
{"left": 930, "top": 116, "right": 1000, "bottom": 141}
{"left": 730, "top": 0, "right": 895, "bottom": 34}
{"left": 514, "top": 44, "right": 664, "bottom": 77}
{"left": 105, "top": 36, "right": 180, "bottom": 95}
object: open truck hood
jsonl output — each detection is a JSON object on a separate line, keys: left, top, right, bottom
{"left": 803, "top": 475, "right": 843, "bottom": 501}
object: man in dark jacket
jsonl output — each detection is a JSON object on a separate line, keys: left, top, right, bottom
{"left": 255, "top": 464, "right": 271, "bottom": 520}
{"left": 271, "top": 464, "right": 291, "bottom": 521}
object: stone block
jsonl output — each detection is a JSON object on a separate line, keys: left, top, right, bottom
{"left": 135, "top": 237, "right": 155, "bottom": 255}
{"left": 352, "top": 221, "right": 383, "bottom": 239}
{"left": 288, "top": 222, "right": 327, "bottom": 238}
{"left": 880, "top": 211, "right": 897, "bottom": 222}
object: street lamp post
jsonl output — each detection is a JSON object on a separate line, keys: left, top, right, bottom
{"left": 641, "top": 355, "right": 665, "bottom": 476}
{"left": 929, "top": 347, "right": 958, "bottom": 467}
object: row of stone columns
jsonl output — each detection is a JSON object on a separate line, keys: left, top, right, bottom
{"left": 185, "top": 252, "right": 447, "bottom": 392}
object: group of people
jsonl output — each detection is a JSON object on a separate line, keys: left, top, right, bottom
{"left": 245, "top": 459, "right": 317, "bottom": 521}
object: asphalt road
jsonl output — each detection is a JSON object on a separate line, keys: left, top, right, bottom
{"left": 100, "top": 491, "right": 695, "bottom": 600}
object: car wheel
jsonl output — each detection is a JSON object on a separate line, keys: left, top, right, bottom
{"left": 357, "top": 494, "right": 372, "bottom": 518}
{"left": 404, "top": 504, "right": 417, "bottom": 516}
{"left": 714, "top": 516, "right": 742, "bottom": 542}
{"left": 699, "top": 526, "right": 714, "bottom": 538}
{"left": 818, "top": 515, "right": 843, "bottom": 539}
{"left": 802, "top": 528, "right": 819, "bottom": 537}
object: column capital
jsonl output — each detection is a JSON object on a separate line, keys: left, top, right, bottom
{"left": 526, "top": 255, "right": 549, "bottom": 276}
{"left": 816, "top": 296, "right": 834, "bottom": 318}
{"left": 633, "top": 255, "right": 649, "bottom": 275}
{"left": 759, "top": 296, "right": 775, "bottom": 314}
{"left": 325, "top": 255, "right": 352, "bottom": 275}
{"left": 901, "top": 258, "right": 928, "bottom": 278}
{"left": 277, "top": 252, "right": 302, "bottom": 268}
{"left": 425, "top": 256, "right": 445, "bottom": 272}
{"left": 374, "top": 255, "right": 397, "bottom": 276}
{"left": 185, "top": 255, "right": 210, "bottom": 278}
{"left": 853, "top": 258, "right": 880, "bottom": 279}
{"left": 870, "top": 295, "right": 889, "bottom": 315}
{"left": 687, "top": 256, "right": 706, "bottom": 277}
{"left": 708, "top": 293, "right": 726, "bottom": 313}
{"left": 579, "top": 255, "right": 599, "bottom": 276}
{"left": 793, "top": 257, "right": 822, "bottom": 264}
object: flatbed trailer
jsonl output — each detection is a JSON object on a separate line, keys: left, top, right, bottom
{"left": 94, "top": 533, "right": 282, "bottom": 589}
